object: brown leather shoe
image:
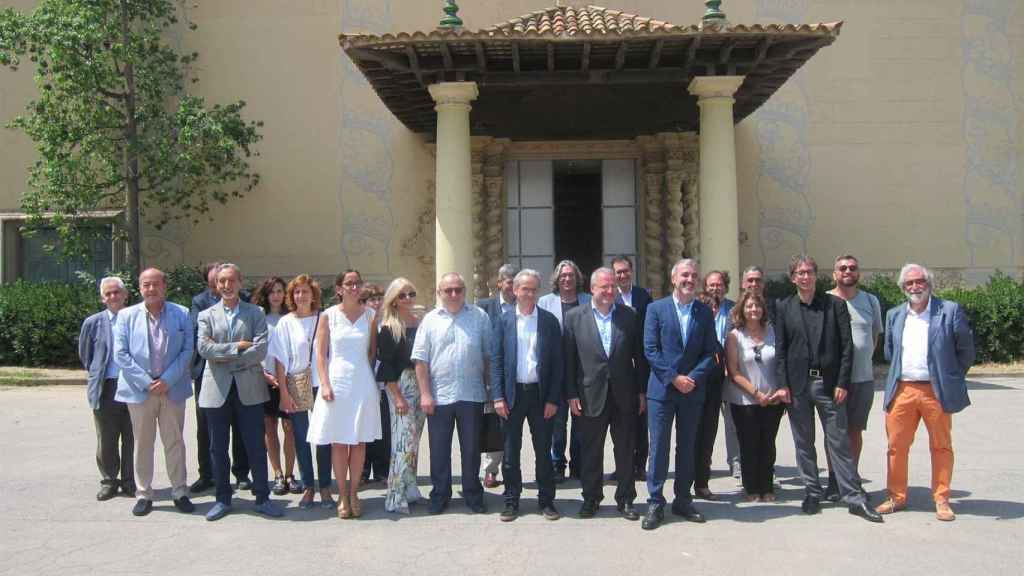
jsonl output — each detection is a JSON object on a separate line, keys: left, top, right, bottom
{"left": 875, "top": 498, "right": 906, "bottom": 515}
{"left": 483, "top": 472, "right": 500, "bottom": 489}
{"left": 935, "top": 501, "right": 955, "bottom": 521}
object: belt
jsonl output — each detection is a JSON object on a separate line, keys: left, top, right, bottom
{"left": 808, "top": 368, "right": 821, "bottom": 378}
{"left": 104, "top": 378, "right": 118, "bottom": 383}
{"left": 518, "top": 382, "right": 539, "bottom": 389}
{"left": 898, "top": 379, "right": 931, "bottom": 385}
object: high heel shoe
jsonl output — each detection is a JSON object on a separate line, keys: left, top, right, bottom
{"left": 350, "top": 492, "right": 362, "bottom": 518}
{"left": 337, "top": 494, "right": 352, "bottom": 519}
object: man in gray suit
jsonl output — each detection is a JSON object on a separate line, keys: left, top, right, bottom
{"left": 197, "top": 263, "right": 282, "bottom": 521}
{"left": 78, "top": 276, "right": 134, "bottom": 501}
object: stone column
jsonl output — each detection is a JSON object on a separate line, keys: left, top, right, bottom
{"left": 688, "top": 76, "right": 744, "bottom": 300}
{"left": 428, "top": 81, "right": 479, "bottom": 296}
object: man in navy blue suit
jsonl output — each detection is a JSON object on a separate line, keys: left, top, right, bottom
{"left": 611, "top": 255, "right": 653, "bottom": 481}
{"left": 641, "top": 258, "right": 718, "bottom": 530}
{"left": 491, "top": 269, "right": 564, "bottom": 522}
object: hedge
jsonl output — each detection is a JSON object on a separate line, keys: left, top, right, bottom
{"left": 1, "top": 269, "right": 1021, "bottom": 367}
{"left": 0, "top": 265, "right": 209, "bottom": 367}
{"left": 764, "top": 271, "right": 1024, "bottom": 364}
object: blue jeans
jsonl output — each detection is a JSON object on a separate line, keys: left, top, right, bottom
{"left": 646, "top": 394, "right": 703, "bottom": 507}
{"left": 287, "top": 410, "right": 315, "bottom": 490}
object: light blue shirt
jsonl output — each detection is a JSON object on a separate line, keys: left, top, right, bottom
{"left": 410, "top": 304, "right": 492, "bottom": 405}
{"left": 592, "top": 303, "right": 615, "bottom": 357}
{"left": 499, "top": 293, "right": 515, "bottom": 316}
{"left": 714, "top": 299, "right": 735, "bottom": 346}
{"left": 672, "top": 294, "right": 694, "bottom": 346}
{"left": 223, "top": 301, "right": 240, "bottom": 340}
{"left": 104, "top": 310, "right": 120, "bottom": 380}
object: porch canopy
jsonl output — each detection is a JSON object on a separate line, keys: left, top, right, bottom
{"left": 339, "top": 4, "right": 842, "bottom": 140}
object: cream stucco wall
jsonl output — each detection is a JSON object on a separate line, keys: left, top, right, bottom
{"left": 1, "top": 0, "right": 1022, "bottom": 291}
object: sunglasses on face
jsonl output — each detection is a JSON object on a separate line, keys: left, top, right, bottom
{"left": 837, "top": 265, "right": 858, "bottom": 273}
{"left": 442, "top": 287, "right": 465, "bottom": 296}
{"left": 398, "top": 291, "right": 417, "bottom": 300}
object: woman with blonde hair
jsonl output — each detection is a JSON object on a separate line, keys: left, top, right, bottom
{"left": 375, "top": 277, "right": 425, "bottom": 513}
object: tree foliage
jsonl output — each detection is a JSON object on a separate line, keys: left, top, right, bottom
{"left": 0, "top": 0, "right": 262, "bottom": 268}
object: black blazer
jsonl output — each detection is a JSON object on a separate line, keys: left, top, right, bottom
{"left": 563, "top": 304, "right": 646, "bottom": 418}
{"left": 477, "top": 296, "right": 512, "bottom": 323}
{"left": 616, "top": 285, "right": 653, "bottom": 385}
{"left": 775, "top": 291, "right": 854, "bottom": 395}
{"left": 490, "top": 306, "right": 563, "bottom": 410}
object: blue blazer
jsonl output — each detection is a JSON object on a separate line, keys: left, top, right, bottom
{"left": 490, "top": 306, "right": 564, "bottom": 410}
{"left": 113, "top": 301, "right": 194, "bottom": 405}
{"left": 883, "top": 297, "right": 975, "bottom": 414}
{"left": 78, "top": 310, "right": 117, "bottom": 409}
{"left": 643, "top": 296, "right": 718, "bottom": 402}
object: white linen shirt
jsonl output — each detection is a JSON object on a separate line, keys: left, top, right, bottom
{"left": 900, "top": 299, "right": 931, "bottom": 381}
{"left": 515, "top": 307, "right": 539, "bottom": 383}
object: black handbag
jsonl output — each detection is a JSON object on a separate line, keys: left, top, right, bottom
{"left": 479, "top": 412, "right": 504, "bottom": 453}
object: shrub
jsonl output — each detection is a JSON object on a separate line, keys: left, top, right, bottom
{"left": 0, "top": 263, "right": 227, "bottom": 367}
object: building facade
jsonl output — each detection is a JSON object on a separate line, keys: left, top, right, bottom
{"left": 1, "top": 1, "right": 1021, "bottom": 298}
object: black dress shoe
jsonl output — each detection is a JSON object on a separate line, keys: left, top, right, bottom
{"left": 578, "top": 500, "right": 599, "bottom": 518}
{"left": 823, "top": 485, "right": 841, "bottom": 503}
{"left": 802, "top": 496, "right": 821, "bottom": 515}
{"left": 132, "top": 499, "right": 153, "bottom": 517}
{"left": 641, "top": 506, "right": 664, "bottom": 530}
{"left": 540, "top": 504, "right": 561, "bottom": 521}
{"left": 428, "top": 500, "right": 447, "bottom": 515}
{"left": 671, "top": 502, "right": 706, "bottom": 523}
{"left": 173, "top": 496, "right": 195, "bottom": 513}
{"left": 500, "top": 503, "right": 518, "bottom": 522}
{"left": 97, "top": 485, "right": 118, "bottom": 501}
{"left": 617, "top": 502, "right": 640, "bottom": 521}
{"left": 235, "top": 479, "right": 253, "bottom": 491}
{"left": 633, "top": 469, "right": 647, "bottom": 482}
{"left": 468, "top": 501, "right": 486, "bottom": 514}
{"left": 189, "top": 478, "right": 214, "bottom": 494}
{"left": 694, "top": 487, "right": 717, "bottom": 501}
{"left": 849, "top": 502, "right": 884, "bottom": 523}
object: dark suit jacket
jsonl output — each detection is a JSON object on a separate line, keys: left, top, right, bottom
{"left": 643, "top": 296, "right": 718, "bottom": 403}
{"left": 616, "top": 285, "right": 652, "bottom": 384}
{"left": 775, "top": 291, "right": 854, "bottom": 395}
{"left": 477, "top": 295, "right": 514, "bottom": 326}
{"left": 883, "top": 297, "right": 975, "bottom": 413}
{"left": 563, "top": 304, "right": 646, "bottom": 418}
{"left": 490, "top": 306, "right": 563, "bottom": 410}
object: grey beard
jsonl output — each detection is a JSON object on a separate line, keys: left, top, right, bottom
{"left": 908, "top": 291, "right": 930, "bottom": 305}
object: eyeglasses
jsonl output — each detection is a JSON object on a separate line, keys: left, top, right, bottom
{"left": 342, "top": 282, "right": 362, "bottom": 289}
{"left": 442, "top": 287, "right": 465, "bottom": 296}
{"left": 793, "top": 269, "right": 815, "bottom": 277}
{"left": 753, "top": 344, "right": 764, "bottom": 364}
{"left": 397, "top": 291, "right": 417, "bottom": 300}
{"left": 837, "top": 265, "right": 858, "bottom": 273}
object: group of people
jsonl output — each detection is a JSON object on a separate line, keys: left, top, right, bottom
{"left": 79, "top": 252, "right": 975, "bottom": 527}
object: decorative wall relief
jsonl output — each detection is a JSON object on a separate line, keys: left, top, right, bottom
{"left": 401, "top": 179, "right": 435, "bottom": 270}
{"left": 639, "top": 136, "right": 668, "bottom": 296}
{"left": 961, "top": 0, "right": 1021, "bottom": 276}
{"left": 754, "top": 0, "right": 814, "bottom": 271}
{"left": 338, "top": 0, "right": 395, "bottom": 278}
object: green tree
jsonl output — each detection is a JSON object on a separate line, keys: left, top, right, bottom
{"left": 0, "top": 0, "right": 262, "bottom": 271}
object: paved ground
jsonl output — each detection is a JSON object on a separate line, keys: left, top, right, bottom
{"left": 2, "top": 378, "right": 1022, "bottom": 576}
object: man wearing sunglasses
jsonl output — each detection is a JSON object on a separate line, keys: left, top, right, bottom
{"left": 775, "top": 254, "right": 882, "bottom": 523}
{"left": 824, "top": 255, "right": 882, "bottom": 503}
{"left": 411, "top": 272, "right": 493, "bottom": 515}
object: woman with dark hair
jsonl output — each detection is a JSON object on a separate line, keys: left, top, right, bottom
{"left": 724, "top": 291, "right": 787, "bottom": 502}
{"left": 360, "top": 283, "right": 391, "bottom": 486}
{"left": 252, "top": 276, "right": 301, "bottom": 496}
{"left": 308, "top": 270, "right": 382, "bottom": 519}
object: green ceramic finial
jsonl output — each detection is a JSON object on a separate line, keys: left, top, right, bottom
{"left": 439, "top": 0, "right": 463, "bottom": 28}
{"left": 702, "top": 0, "right": 726, "bottom": 23}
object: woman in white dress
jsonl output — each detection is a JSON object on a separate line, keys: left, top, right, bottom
{"left": 308, "top": 270, "right": 381, "bottom": 518}
{"left": 270, "top": 275, "right": 323, "bottom": 509}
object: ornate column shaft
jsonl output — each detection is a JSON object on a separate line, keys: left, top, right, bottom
{"left": 689, "top": 76, "right": 744, "bottom": 299}
{"left": 638, "top": 136, "right": 668, "bottom": 297}
{"left": 483, "top": 138, "right": 510, "bottom": 294}
{"left": 470, "top": 137, "right": 490, "bottom": 300}
{"left": 429, "top": 81, "right": 479, "bottom": 296}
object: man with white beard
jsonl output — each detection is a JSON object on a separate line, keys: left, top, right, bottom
{"left": 875, "top": 263, "right": 975, "bottom": 522}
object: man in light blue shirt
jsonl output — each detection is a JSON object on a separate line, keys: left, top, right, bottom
{"left": 412, "top": 272, "right": 492, "bottom": 515}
